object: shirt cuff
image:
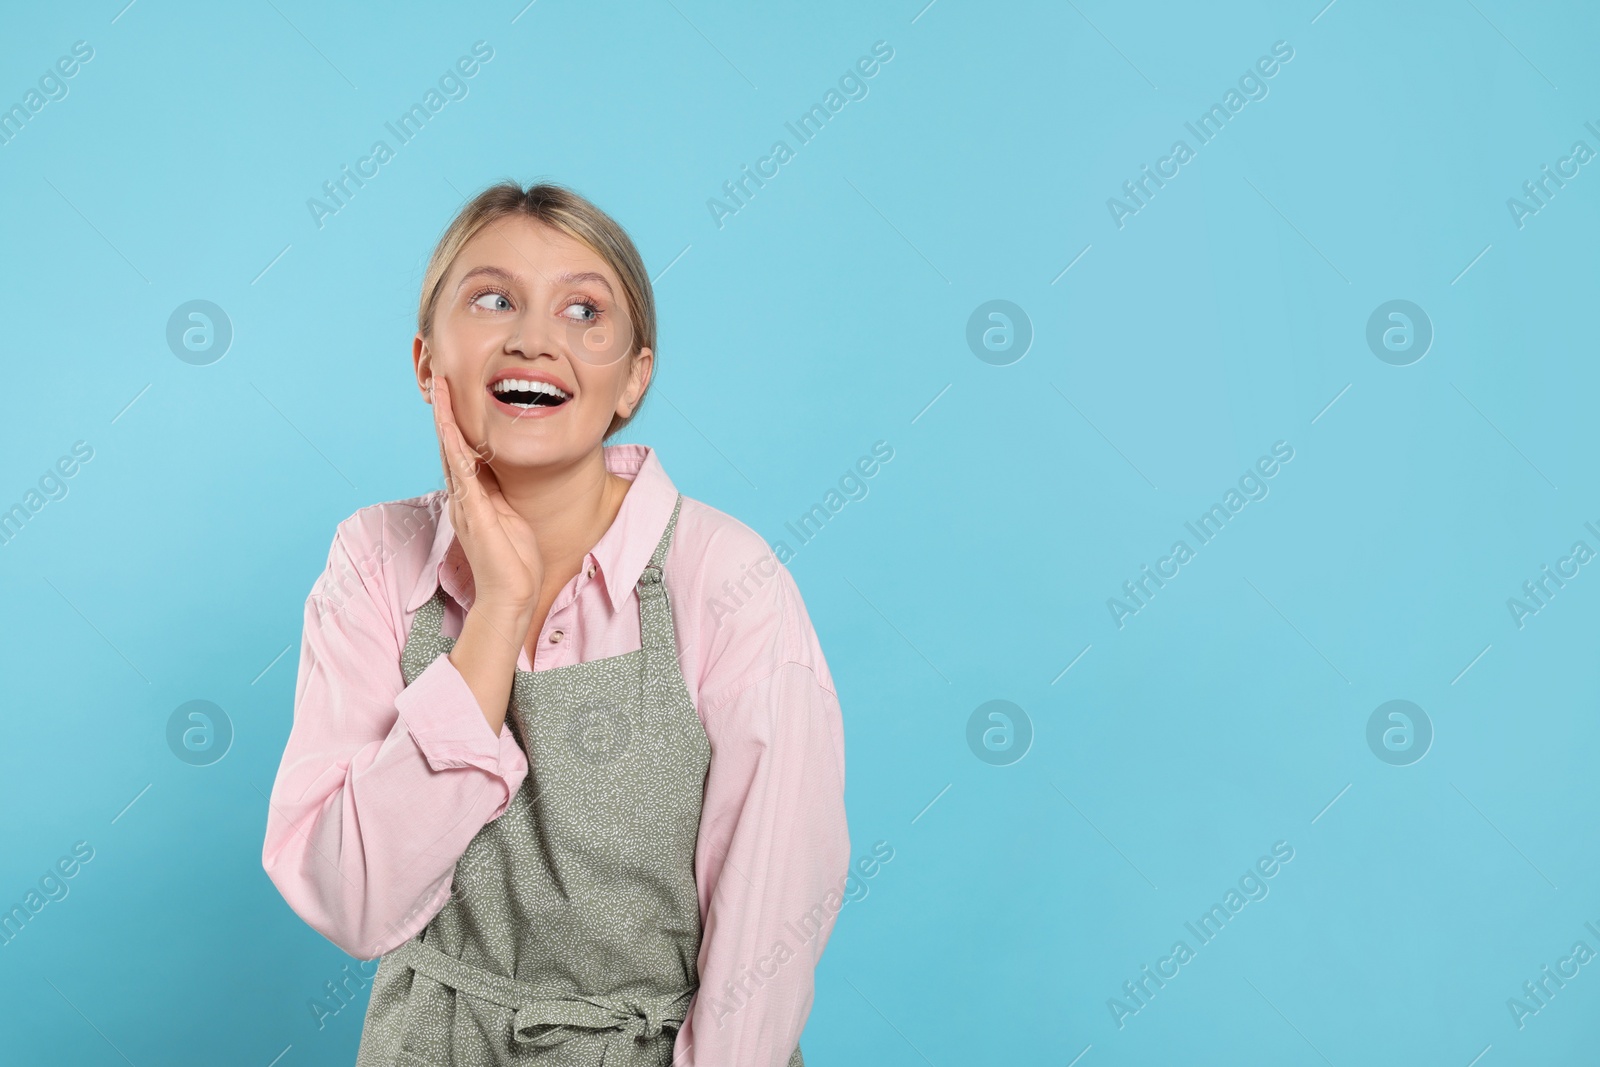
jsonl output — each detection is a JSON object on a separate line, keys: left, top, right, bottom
{"left": 393, "top": 652, "right": 519, "bottom": 775}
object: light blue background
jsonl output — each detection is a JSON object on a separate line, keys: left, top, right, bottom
{"left": 2, "top": 0, "right": 1596, "bottom": 1063}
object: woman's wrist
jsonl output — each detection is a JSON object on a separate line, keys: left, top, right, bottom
{"left": 469, "top": 593, "right": 537, "bottom": 634}
{"left": 459, "top": 599, "right": 534, "bottom": 664}
{"left": 447, "top": 601, "right": 534, "bottom": 735}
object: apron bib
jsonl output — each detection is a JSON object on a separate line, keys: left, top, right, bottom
{"left": 354, "top": 495, "right": 804, "bottom": 1066}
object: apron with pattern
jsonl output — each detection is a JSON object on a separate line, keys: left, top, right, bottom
{"left": 354, "top": 495, "right": 804, "bottom": 1067}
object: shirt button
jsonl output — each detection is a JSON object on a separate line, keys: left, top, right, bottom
{"left": 549, "top": 630, "right": 565, "bottom": 644}
{"left": 585, "top": 564, "right": 596, "bottom": 578}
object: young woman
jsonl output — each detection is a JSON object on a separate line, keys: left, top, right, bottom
{"left": 262, "top": 182, "right": 850, "bottom": 1066}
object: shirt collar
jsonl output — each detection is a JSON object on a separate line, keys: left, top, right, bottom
{"left": 404, "top": 443, "right": 680, "bottom": 617}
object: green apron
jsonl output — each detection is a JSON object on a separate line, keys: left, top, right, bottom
{"left": 355, "top": 495, "right": 805, "bottom": 1066}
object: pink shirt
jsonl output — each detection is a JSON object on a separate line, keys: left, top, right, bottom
{"left": 262, "top": 443, "right": 850, "bottom": 1067}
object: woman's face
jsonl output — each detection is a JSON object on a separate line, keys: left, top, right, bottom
{"left": 414, "top": 216, "right": 651, "bottom": 470}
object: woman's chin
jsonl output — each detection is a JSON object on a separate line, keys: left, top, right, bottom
{"left": 483, "top": 436, "right": 600, "bottom": 471}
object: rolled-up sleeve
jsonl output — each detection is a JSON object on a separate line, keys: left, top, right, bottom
{"left": 261, "top": 521, "right": 529, "bottom": 960}
{"left": 676, "top": 659, "right": 851, "bottom": 1067}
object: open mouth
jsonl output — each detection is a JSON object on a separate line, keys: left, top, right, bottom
{"left": 488, "top": 378, "right": 571, "bottom": 410}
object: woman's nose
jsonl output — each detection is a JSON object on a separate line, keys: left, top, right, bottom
{"left": 504, "top": 310, "right": 555, "bottom": 360}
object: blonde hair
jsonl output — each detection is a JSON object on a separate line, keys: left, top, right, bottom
{"left": 417, "top": 181, "right": 656, "bottom": 439}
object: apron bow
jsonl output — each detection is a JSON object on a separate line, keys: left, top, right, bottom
{"left": 510, "top": 990, "right": 690, "bottom": 1047}
{"left": 392, "top": 936, "right": 693, "bottom": 1052}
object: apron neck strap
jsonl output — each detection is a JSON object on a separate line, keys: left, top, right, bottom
{"left": 635, "top": 494, "right": 683, "bottom": 654}
{"left": 636, "top": 494, "right": 683, "bottom": 590}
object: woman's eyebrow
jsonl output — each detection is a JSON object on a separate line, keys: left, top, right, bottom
{"left": 455, "top": 264, "right": 517, "bottom": 292}
{"left": 455, "top": 265, "right": 614, "bottom": 296}
{"left": 553, "top": 270, "right": 614, "bottom": 296}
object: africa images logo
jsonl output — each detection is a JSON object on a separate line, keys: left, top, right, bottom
{"left": 565, "top": 703, "right": 632, "bottom": 767}
{"left": 1105, "top": 40, "right": 1295, "bottom": 229}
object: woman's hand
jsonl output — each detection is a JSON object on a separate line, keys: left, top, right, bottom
{"left": 432, "top": 375, "right": 545, "bottom": 615}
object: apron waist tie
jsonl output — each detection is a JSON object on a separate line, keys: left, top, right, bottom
{"left": 392, "top": 937, "right": 694, "bottom": 1048}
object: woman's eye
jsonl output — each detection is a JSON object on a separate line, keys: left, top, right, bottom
{"left": 562, "top": 300, "right": 601, "bottom": 323}
{"left": 472, "top": 292, "right": 512, "bottom": 311}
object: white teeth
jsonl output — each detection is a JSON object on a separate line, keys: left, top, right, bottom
{"left": 491, "top": 378, "right": 570, "bottom": 399}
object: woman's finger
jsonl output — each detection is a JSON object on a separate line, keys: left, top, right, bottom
{"left": 437, "top": 380, "right": 475, "bottom": 499}
{"left": 436, "top": 381, "right": 479, "bottom": 549}
{"left": 476, "top": 451, "right": 505, "bottom": 497}
{"left": 437, "top": 414, "right": 464, "bottom": 534}
{"left": 438, "top": 379, "right": 499, "bottom": 546}
{"left": 436, "top": 420, "right": 455, "bottom": 501}
{"left": 433, "top": 378, "right": 460, "bottom": 493}
{"left": 443, "top": 407, "right": 474, "bottom": 489}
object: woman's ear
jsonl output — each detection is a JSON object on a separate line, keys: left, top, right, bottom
{"left": 621, "top": 345, "right": 653, "bottom": 415}
{"left": 413, "top": 333, "right": 433, "bottom": 404}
